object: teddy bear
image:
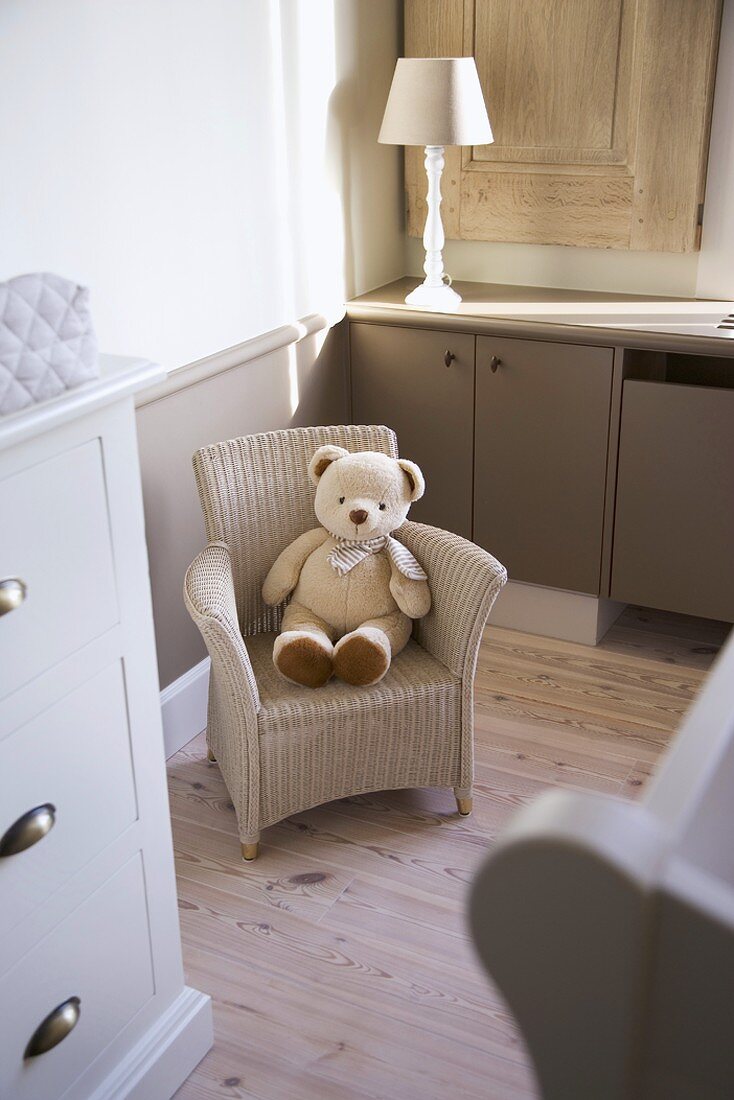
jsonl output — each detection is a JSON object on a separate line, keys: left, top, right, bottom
{"left": 261, "top": 444, "right": 431, "bottom": 688}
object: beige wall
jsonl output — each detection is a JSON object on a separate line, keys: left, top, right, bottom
{"left": 137, "top": 323, "right": 348, "bottom": 688}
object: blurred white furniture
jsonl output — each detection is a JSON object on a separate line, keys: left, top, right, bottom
{"left": 470, "top": 630, "right": 734, "bottom": 1100}
{"left": 0, "top": 357, "right": 212, "bottom": 1098}
{"left": 379, "top": 57, "right": 492, "bottom": 310}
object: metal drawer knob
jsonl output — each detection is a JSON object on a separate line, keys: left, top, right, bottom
{"left": 0, "top": 577, "right": 26, "bottom": 617}
{"left": 489, "top": 356, "right": 502, "bottom": 373}
{"left": 25, "top": 997, "right": 81, "bottom": 1058}
{"left": 0, "top": 803, "right": 56, "bottom": 857}
{"left": 444, "top": 349, "right": 456, "bottom": 368}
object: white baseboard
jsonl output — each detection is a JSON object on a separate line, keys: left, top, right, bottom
{"left": 160, "top": 657, "right": 210, "bottom": 758}
{"left": 489, "top": 580, "right": 626, "bottom": 645}
{"left": 93, "top": 986, "right": 213, "bottom": 1100}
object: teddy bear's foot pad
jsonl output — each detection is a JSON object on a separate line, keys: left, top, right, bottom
{"left": 274, "top": 633, "right": 333, "bottom": 688}
{"left": 334, "top": 630, "right": 390, "bottom": 686}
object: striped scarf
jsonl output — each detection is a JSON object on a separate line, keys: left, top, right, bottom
{"left": 328, "top": 534, "right": 427, "bottom": 580}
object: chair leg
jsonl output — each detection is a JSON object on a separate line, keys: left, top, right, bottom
{"left": 207, "top": 747, "right": 216, "bottom": 762}
{"left": 241, "top": 842, "right": 259, "bottom": 862}
{"left": 455, "top": 787, "right": 473, "bottom": 816}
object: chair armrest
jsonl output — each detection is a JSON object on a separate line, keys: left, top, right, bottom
{"left": 397, "top": 521, "right": 507, "bottom": 680}
{"left": 184, "top": 542, "right": 260, "bottom": 765}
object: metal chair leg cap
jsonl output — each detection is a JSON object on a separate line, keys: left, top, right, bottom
{"left": 456, "top": 797, "right": 473, "bottom": 817}
{"left": 241, "top": 843, "right": 259, "bottom": 862}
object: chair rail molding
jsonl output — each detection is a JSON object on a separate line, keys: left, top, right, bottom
{"left": 137, "top": 310, "right": 341, "bottom": 408}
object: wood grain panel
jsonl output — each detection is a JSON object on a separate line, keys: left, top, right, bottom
{"left": 170, "top": 606, "right": 728, "bottom": 1099}
{"left": 473, "top": 0, "right": 626, "bottom": 158}
{"left": 629, "top": 0, "right": 722, "bottom": 251}
{"left": 461, "top": 171, "right": 634, "bottom": 247}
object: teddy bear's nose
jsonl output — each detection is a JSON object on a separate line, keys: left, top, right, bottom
{"left": 349, "top": 508, "right": 368, "bottom": 526}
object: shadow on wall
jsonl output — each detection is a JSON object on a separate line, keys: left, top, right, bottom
{"left": 327, "top": 77, "right": 357, "bottom": 300}
{"left": 136, "top": 322, "right": 348, "bottom": 690}
{"left": 327, "top": 0, "right": 404, "bottom": 301}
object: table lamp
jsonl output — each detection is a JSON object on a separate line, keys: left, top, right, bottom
{"left": 379, "top": 57, "right": 493, "bottom": 310}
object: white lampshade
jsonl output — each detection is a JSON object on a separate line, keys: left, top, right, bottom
{"left": 378, "top": 57, "right": 492, "bottom": 147}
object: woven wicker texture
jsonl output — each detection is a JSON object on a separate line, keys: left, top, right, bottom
{"left": 185, "top": 425, "right": 506, "bottom": 847}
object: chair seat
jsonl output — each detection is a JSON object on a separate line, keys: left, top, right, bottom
{"left": 248, "top": 633, "right": 459, "bottom": 723}
{"left": 245, "top": 633, "right": 463, "bottom": 826}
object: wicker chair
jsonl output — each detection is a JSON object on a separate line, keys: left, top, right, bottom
{"left": 184, "top": 425, "right": 507, "bottom": 861}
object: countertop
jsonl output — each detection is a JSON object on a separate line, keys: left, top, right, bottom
{"left": 347, "top": 278, "right": 734, "bottom": 357}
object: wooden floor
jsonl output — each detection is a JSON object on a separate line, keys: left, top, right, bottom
{"left": 168, "top": 607, "right": 730, "bottom": 1100}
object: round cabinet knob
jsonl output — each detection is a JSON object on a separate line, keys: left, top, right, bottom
{"left": 25, "top": 997, "right": 81, "bottom": 1058}
{"left": 489, "top": 356, "right": 502, "bottom": 373}
{"left": 0, "top": 803, "right": 56, "bottom": 857}
{"left": 0, "top": 577, "right": 27, "bottom": 618}
{"left": 444, "top": 350, "right": 456, "bottom": 368}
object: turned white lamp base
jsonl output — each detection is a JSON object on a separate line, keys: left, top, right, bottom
{"left": 405, "top": 281, "right": 462, "bottom": 309}
{"left": 406, "top": 144, "right": 462, "bottom": 312}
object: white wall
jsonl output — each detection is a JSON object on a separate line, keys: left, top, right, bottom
{"left": 0, "top": 0, "right": 402, "bottom": 369}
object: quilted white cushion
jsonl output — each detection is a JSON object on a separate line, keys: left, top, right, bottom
{"left": 0, "top": 272, "right": 99, "bottom": 416}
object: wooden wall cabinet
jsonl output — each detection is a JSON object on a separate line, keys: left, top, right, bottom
{"left": 350, "top": 322, "right": 614, "bottom": 594}
{"left": 405, "top": 0, "right": 722, "bottom": 251}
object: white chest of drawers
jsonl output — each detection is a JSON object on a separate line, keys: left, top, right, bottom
{"left": 0, "top": 357, "right": 212, "bottom": 1099}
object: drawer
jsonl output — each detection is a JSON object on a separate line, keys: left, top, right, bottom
{"left": 0, "top": 662, "right": 137, "bottom": 938}
{"left": 0, "top": 439, "right": 119, "bottom": 700}
{"left": 0, "top": 855, "right": 154, "bottom": 1100}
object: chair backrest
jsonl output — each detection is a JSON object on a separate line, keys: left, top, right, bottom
{"left": 192, "top": 424, "right": 398, "bottom": 635}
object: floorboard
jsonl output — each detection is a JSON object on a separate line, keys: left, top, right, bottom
{"left": 170, "top": 606, "right": 729, "bottom": 1099}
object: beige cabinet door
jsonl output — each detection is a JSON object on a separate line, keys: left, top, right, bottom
{"left": 350, "top": 322, "right": 475, "bottom": 537}
{"left": 610, "top": 381, "right": 734, "bottom": 621}
{"left": 474, "top": 335, "right": 613, "bottom": 593}
{"left": 405, "top": 0, "right": 721, "bottom": 251}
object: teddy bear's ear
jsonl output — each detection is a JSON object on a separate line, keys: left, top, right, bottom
{"left": 397, "top": 458, "right": 425, "bottom": 502}
{"left": 308, "top": 444, "right": 349, "bottom": 486}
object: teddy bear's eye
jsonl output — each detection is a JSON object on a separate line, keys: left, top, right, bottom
{"left": 379, "top": 502, "right": 386, "bottom": 511}
{"left": 339, "top": 496, "right": 345, "bottom": 504}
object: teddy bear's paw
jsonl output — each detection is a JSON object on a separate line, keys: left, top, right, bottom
{"left": 333, "top": 627, "right": 390, "bottom": 687}
{"left": 273, "top": 631, "right": 333, "bottom": 688}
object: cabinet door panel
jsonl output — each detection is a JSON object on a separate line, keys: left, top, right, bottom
{"left": 406, "top": 0, "right": 721, "bottom": 251}
{"left": 474, "top": 335, "right": 613, "bottom": 593}
{"left": 350, "top": 323, "right": 474, "bottom": 537}
{"left": 610, "top": 381, "right": 734, "bottom": 621}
